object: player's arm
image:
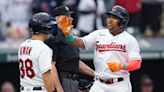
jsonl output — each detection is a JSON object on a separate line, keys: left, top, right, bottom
{"left": 39, "top": 48, "right": 55, "bottom": 92}
{"left": 69, "top": 36, "right": 85, "bottom": 49}
{"left": 123, "top": 60, "right": 141, "bottom": 71}
{"left": 107, "top": 37, "right": 142, "bottom": 72}
{"left": 42, "top": 70, "right": 54, "bottom": 92}
{"left": 107, "top": 60, "right": 141, "bottom": 72}
{"left": 79, "top": 60, "right": 95, "bottom": 77}
{"left": 124, "top": 37, "right": 142, "bottom": 71}
{"left": 59, "top": 16, "right": 85, "bottom": 49}
{"left": 51, "top": 62, "right": 64, "bottom": 92}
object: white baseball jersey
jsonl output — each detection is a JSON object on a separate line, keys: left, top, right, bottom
{"left": 18, "top": 39, "right": 52, "bottom": 87}
{"left": 82, "top": 29, "right": 141, "bottom": 78}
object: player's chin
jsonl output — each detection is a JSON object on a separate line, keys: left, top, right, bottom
{"left": 107, "top": 26, "right": 113, "bottom": 30}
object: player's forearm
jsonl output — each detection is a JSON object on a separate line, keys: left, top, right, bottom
{"left": 107, "top": 60, "right": 142, "bottom": 72}
{"left": 124, "top": 60, "right": 141, "bottom": 71}
{"left": 51, "top": 62, "right": 63, "bottom": 92}
{"left": 79, "top": 60, "right": 95, "bottom": 77}
{"left": 69, "top": 36, "right": 85, "bottom": 49}
{"left": 43, "top": 70, "right": 54, "bottom": 92}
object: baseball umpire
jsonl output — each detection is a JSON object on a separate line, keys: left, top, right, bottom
{"left": 44, "top": 6, "right": 95, "bottom": 92}
{"left": 18, "top": 12, "right": 61, "bottom": 92}
{"left": 59, "top": 5, "right": 142, "bottom": 92}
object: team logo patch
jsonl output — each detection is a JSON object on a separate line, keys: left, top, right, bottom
{"left": 112, "top": 6, "right": 117, "bottom": 11}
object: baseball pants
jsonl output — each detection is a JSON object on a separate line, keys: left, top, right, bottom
{"left": 61, "top": 78, "right": 78, "bottom": 92}
{"left": 20, "top": 86, "right": 47, "bottom": 92}
{"left": 89, "top": 77, "right": 132, "bottom": 92}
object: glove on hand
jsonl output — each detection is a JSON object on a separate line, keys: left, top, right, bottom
{"left": 107, "top": 62, "right": 124, "bottom": 72}
{"left": 78, "top": 79, "right": 93, "bottom": 90}
{"left": 60, "top": 16, "right": 73, "bottom": 36}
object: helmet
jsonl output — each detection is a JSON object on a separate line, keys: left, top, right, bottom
{"left": 106, "top": 5, "right": 129, "bottom": 28}
{"left": 29, "top": 12, "right": 52, "bottom": 34}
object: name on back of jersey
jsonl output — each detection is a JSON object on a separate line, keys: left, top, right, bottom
{"left": 19, "top": 46, "right": 32, "bottom": 55}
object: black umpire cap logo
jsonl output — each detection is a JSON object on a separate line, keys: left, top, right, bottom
{"left": 52, "top": 6, "right": 74, "bottom": 17}
{"left": 65, "top": 6, "right": 69, "bottom": 11}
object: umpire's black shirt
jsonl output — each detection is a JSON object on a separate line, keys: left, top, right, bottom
{"left": 45, "top": 30, "right": 80, "bottom": 74}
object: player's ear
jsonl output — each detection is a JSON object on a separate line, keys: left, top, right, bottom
{"left": 117, "top": 19, "right": 121, "bottom": 26}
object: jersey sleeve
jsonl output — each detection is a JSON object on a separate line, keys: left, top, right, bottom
{"left": 38, "top": 47, "right": 53, "bottom": 74}
{"left": 81, "top": 30, "right": 98, "bottom": 50}
{"left": 127, "top": 37, "right": 142, "bottom": 60}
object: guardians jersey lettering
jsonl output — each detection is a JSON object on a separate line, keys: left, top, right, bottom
{"left": 96, "top": 42, "right": 126, "bottom": 52}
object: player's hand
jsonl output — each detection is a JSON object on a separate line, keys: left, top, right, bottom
{"left": 60, "top": 16, "right": 73, "bottom": 36}
{"left": 94, "top": 72, "right": 112, "bottom": 80}
{"left": 107, "top": 62, "right": 124, "bottom": 72}
{"left": 56, "top": 88, "right": 64, "bottom": 92}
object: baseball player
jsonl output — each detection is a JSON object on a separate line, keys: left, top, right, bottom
{"left": 18, "top": 12, "right": 60, "bottom": 92}
{"left": 59, "top": 5, "right": 142, "bottom": 92}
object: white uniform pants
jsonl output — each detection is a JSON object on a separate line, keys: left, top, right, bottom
{"left": 89, "top": 77, "right": 132, "bottom": 92}
{"left": 20, "top": 86, "right": 47, "bottom": 92}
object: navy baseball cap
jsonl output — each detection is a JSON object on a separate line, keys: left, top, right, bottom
{"left": 52, "top": 6, "right": 74, "bottom": 17}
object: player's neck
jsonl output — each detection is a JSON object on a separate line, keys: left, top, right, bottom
{"left": 110, "top": 27, "right": 123, "bottom": 36}
{"left": 31, "top": 34, "right": 45, "bottom": 41}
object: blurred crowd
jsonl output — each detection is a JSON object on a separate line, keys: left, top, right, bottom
{"left": 0, "top": 81, "right": 15, "bottom": 92}
{"left": 0, "top": 0, "right": 164, "bottom": 42}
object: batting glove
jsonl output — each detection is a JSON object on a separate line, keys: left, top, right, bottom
{"left": 60, "top": 16, "right": 73, "bottom": 36}
{"left": 107, "top": 62, "right": 124, "bottom": 72}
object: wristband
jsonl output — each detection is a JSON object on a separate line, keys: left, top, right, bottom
{"left": 66, "top": 34, "right": 75, "bottom": 42}
{"left": 123, "top": 63, "right": 126, "bottom": 69}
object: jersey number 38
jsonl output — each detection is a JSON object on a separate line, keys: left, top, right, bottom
{"left": 19, "top": 59, "right": 35, "bottom": 79}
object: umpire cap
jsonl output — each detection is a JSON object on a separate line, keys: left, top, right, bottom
{"left": 52, "top": 6, "right": 74, "bottom": 17}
